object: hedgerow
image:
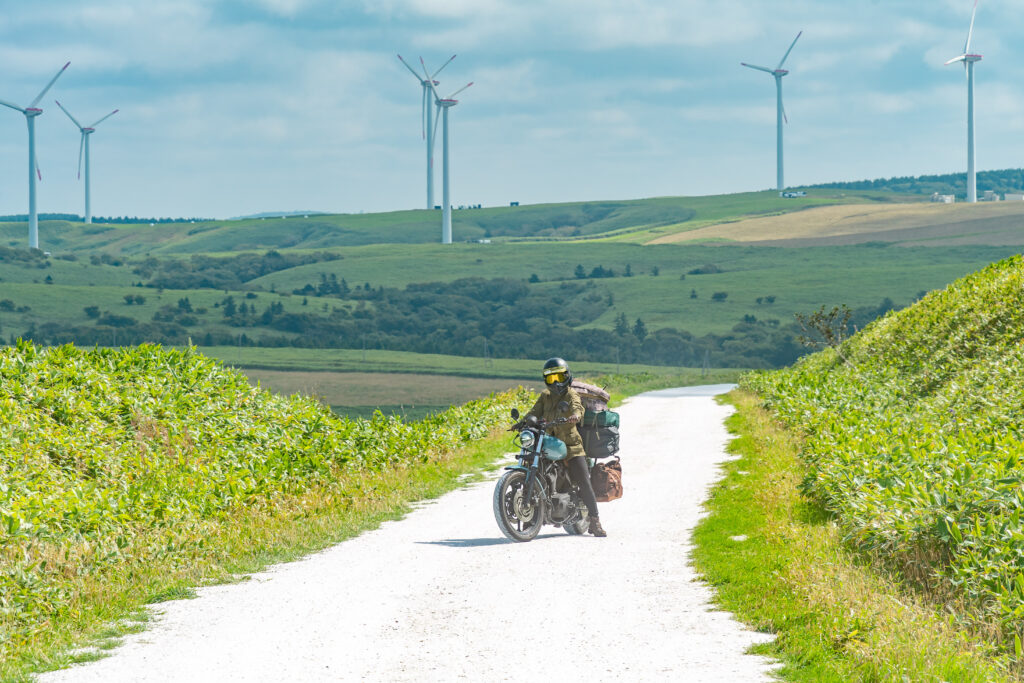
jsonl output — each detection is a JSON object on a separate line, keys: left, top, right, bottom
{"left": 744, "top": 255, "right": 1024, "bottom": 653}
{"left": 0, "top": 341, "right": 529, "bottom": 661}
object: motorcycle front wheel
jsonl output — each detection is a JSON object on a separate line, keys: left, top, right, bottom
{"left": 493, "top": 470, "right": 546, "bottom": 542}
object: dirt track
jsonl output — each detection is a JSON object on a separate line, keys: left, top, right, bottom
{"left": 40, "top": 385, "right": 776, "bottom": 682}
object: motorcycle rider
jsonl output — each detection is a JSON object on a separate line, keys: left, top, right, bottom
{"left": 522, "top": 357, "right": 607, "bottom": 537}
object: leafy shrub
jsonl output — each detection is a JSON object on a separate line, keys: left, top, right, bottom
{"left": 0, "top": 341, "right": 530, "bottom": 657}
{"left": 744, "top": 255, "right": 1024, "bottom": 649}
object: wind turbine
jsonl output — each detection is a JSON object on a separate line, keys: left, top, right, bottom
{"left": 0, "top": 62, "right": 70, "bottom": 249}
{"left": 398, "top": 53, "right": 456, "bottom": 210}
{"left": 425, "top": 65, "right": 472, "bottom": 245}
{"left": 55, "top": 101, "right": 118, "bottom": 224}
{"left": 742, "top": 32, "right": 802, "bottom": 192}
{"left": 946, "top": 1, "right": 982, "bottom": 203}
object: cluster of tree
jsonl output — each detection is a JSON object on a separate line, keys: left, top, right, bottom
{"left": 0, "top": 214, "right": 212, "bottom": 224}
{"left": 7, "top": 257, "right": 909, "bottom": 369}
{"left": 803, "top": 168, "right": 1024, "bottom": 199}
{"left": 135, "top": 250, "right": 342, "bottom": 289}
{"left": 0, "top": 247, "right": 49, "bottom": 266}
{"left": 293, "top": 273, "right": 350, "bottom": 298}
{"left": 0, "top": 300, "right": 31, "bottom": 313}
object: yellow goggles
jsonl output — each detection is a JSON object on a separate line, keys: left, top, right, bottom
{"left": 545, "top": 372, "right": 566, "bottom": 385}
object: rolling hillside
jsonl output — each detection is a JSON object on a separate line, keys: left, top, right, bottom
{"left": 744, "top": 254, "right": 1024, "bottom": 654}
{"left": 0, "top": 190, "right": 910, "bottom": 255}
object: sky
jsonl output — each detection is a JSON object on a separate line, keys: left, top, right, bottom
{"left": 0, "top": 0, "right": 1022, "bottom": 219}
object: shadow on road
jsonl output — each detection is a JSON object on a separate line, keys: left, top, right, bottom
{"left": 417, "top": 534, "right": 562, "bottom": 548}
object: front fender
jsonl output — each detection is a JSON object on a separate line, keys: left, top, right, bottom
{"left": 503, "top": 465, "right": 529, "bottom": 473}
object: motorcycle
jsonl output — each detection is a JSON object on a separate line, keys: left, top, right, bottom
{"left": 493, "top": 405, "right": 591, "bottom": 542}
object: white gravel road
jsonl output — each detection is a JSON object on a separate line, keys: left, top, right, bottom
{"left": 41, "top": 385, "right": 777, "bottom": 682}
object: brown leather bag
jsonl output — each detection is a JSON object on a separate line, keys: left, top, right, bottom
{"left": 591, "top": 457, "right": 623, "bottom": 502}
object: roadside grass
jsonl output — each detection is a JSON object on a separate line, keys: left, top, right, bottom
{"left": 4, "top": 427, "right": 518, "bottom": 683}
{"left": 691, "top": 389, "right": 1013, "bottom": 682}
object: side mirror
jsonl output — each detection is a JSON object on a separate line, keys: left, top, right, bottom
{"left": 510, "top": 408, "right": 520, "bottom": 420}
{"left": 557, "top": 401, "right": 569, "bottom": 413}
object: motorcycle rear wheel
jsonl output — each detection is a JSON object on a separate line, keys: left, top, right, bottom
{"left": 493, "top": 470, "right": 545, "bottom": 542}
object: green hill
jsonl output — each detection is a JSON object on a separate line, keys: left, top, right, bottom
{"left": 0, "top": 190, "right": 907, "bottom": 255}
{"left": 745, "top": 255, "right": 1024, "bottom": 651}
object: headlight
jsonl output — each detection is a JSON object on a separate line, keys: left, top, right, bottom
{"left": 518, "top": 430, "right": 536, "bottom": 449}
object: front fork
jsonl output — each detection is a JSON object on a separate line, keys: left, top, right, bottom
{"left": 522, "top": 454, "right": 541, "bottom": 507}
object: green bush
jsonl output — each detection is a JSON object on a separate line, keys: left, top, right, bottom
{"left": 0, "top": 341, "right": 529, "bottom": 657}
{"left": 744, "top": 255, "right": 1024, "bottom": 651}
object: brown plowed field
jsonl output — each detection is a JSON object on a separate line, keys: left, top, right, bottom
{"left": 239, "top": 369, "right": 539, "bottom": 409}
{"left": 648, "top": 201, "right": 1024, "bottom": 246}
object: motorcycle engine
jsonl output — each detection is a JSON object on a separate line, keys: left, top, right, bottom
{"left": 549, "top": 493, "right": 571, "bottom": 522}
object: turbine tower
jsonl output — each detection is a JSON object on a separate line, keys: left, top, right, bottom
{"left": 742, "top": 32, "right": 802, "bottom": 192}
{"left": 425, "top": 70, "right": 472, "bottom": 244}
{"left": 398, "top": 53, "right": 455, "bottom": 210}
{"left": 946, "top": 0, "right": 982, "bottom": 203}
{"left": 0, "top": 62, "right": 70, "bottom": 249}
{"left": 55, "top": 101, "right": 118, "bottom": 224}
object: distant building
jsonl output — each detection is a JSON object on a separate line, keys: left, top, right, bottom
{"left": 509, "top": 201, "right": 519, "bottom": 207}
{"left": 981, "top": 190, "right": 1000, "bottom": 202}
{"left": 931, "top": 193, "right": 955, "bottom": 203}
{"left": 779, "top": 191, "right": 807, "bottom": 198}
{"left": 1005, "top": 193, "right": 1024, "bottom": 202}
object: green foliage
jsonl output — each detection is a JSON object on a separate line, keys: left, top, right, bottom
{"left": 0, "top": 341, "right": 530, "bottom": 661}
{"left": 744, "top": 255, "right": 1024, "bottom": 653}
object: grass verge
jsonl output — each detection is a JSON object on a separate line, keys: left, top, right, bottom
{"left": 691, "top": 389, "right": 1013, "bottom": 682}
{"left": 4, "top": 428, "right": 517, "bottom": 682}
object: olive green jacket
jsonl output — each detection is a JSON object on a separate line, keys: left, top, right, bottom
{"left": 525, "top": 387, "right": 586, "bottom": 459}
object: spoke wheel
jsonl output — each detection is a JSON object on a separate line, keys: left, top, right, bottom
{"left": 493, "top": 470, "right": 545, "bottom": 542}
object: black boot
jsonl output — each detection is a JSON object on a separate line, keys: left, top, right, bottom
{"left": 588, "top": 516, "right": 607, "bottom": 537}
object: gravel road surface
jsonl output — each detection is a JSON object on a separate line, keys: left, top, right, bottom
{"left": 41, "top": 384, "right": 777, "bottom": 682}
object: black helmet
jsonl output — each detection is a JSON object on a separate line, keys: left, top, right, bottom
{"left": 542, "top": 357, "right": 573, "bottom": 394}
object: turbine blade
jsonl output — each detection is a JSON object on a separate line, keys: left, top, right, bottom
{"left": 35, "top": 155, "right": 41, "bottom": 182}
{"left": 0, "top": 98, "right": 25, "bottom": 112}
{"left": 741, "top": 62, "right": 775, "bottom": 74}
{"left": 29, "top": 61, "right": 70, "bottom": 108}
{"left": 431, "top": 54, "right": 456, "bottom": 79}
{"left": 88, "top": 109, "right": 118, "bottom": 128}
{"left": 420, "top": 57, "right": 441, "bottom": 100}
{"left": 77, "top": 133, "right": 85, "bottom": 179}
{"left": 965, "top": 0, "right": 979, "bottom": 54}
{"left": 55, "top": 99, "right": 83, "bottom": 129}
{"left": 945, "top": 54, "right": 967, "bottom": 65}
{"left": 783, "top": 102, "right": 789, "bottom": 124}
{"left": 397, "top": 54, "right": 424, "bottom": 81}
{"left": 447, "top": 82, "right": 473, "bottom": 99}
{"left": 430, "top": 103, "right": 441, "bottom": 154}
{"left": 776, "top": 31, "right": 803, "bottom": 70}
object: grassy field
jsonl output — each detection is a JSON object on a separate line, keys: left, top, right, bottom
{"left": 0, "top": 189, "right": 910, "bottom": 255}
{"left": 652, "top": 200, "right": 1024, "bottom": 247}
{"left": 2, "top": 242, "right": 1018, "bottom": 343}
{"left": 192, "top": 345, "right": 690, "bottom": 377}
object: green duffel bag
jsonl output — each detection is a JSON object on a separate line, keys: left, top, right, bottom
{"left": 582, "top": 409, "right": 620, "bottom": 428}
